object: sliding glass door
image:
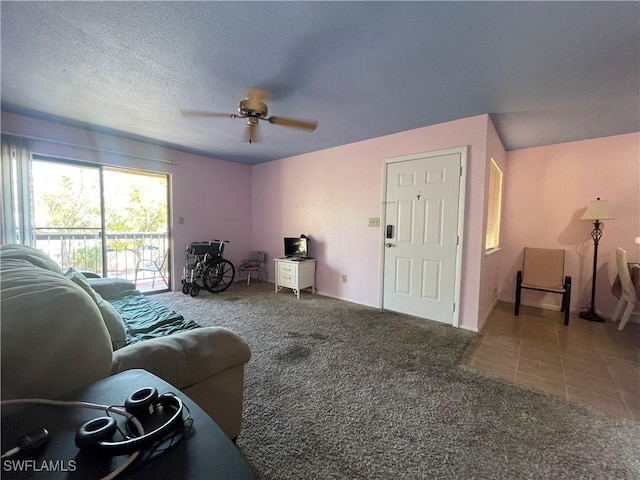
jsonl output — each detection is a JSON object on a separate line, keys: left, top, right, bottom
{"left": 32, "top": 160, "right": 103, "bottom": 272}
{"left": 102, "top": 167, "right": 169, "bottom": 290}
{"left": 31, "top": 158, "right": 170, "bottom": 292}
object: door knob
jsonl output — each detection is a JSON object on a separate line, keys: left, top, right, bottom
{"left": 385, "top": 243, "right": 395, "bottom": 248}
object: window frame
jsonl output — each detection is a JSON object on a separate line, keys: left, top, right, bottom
{"left": 485, "top": 157, "right": 503, "bottom": 252}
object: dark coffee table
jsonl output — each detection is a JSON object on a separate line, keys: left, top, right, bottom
{"left": 1, "top": 369, "right": 256, "bottom": 479}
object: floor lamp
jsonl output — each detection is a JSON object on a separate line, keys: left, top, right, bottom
{"left": 579, "top": 197, "right": 614, "bottom": 322}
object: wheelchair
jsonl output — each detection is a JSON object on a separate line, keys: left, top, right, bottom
{"left": 181, "top": 240, "right": 235, "bottom": 297}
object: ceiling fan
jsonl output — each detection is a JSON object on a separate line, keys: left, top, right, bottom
{"left": 180, "top": 88, "right": 318, "bottom": 144}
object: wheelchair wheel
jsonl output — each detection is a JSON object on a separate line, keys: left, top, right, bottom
{"left": 203, "top": 259, "right": 235, "bottom": 293}
{"left": 189, "top": 284, "right": 200, "bottom": 297}
{"left": 182, "top": 282, "right": 191, "bottom": 294}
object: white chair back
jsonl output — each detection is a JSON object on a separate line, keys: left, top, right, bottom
{"left": 612, "top": 247, "right": 639, "bottom": 331}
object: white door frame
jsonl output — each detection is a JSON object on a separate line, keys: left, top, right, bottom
{"left": 379, "top": 146, "right": 467, "bottom": 327}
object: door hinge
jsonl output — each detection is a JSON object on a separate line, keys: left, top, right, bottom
{"left": 460, "top": 166, "right": 463, "bottom": 177}
{"left": 453, "top": 302, "right": 456, "bottom": 312}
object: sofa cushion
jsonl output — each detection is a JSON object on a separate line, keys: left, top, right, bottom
{"left": 0, "top": 244, "right": 63, "bottom": 274}
{"left": 1, "top": 260, "right": 113, "bottom": 401}
{"left": 65, "top": 270, "right": 127, "bottom": 350}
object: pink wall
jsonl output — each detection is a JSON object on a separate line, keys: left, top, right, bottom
{"left": 499, "top": 133, "right": 640, "bottom": 317}
{"left": 1, "top": 112, "right": 253, "bottom": 289}
{"left": 168, "top": 152, "right": 252, "bottom": 278}
{"left": 12, "top": 109, "right": 633, "bottom": 330}
{"left": 252, "top": 115, "right": 491, "bottom": 331}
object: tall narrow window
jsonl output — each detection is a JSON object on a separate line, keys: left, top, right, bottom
{"left": 485, "top": 158, "right": 503, "bottom": 251}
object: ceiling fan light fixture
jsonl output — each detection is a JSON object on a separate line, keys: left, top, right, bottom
{"left": 245, "top": 122, "right": 259, "bottom": 144}
{"left": 238, "top": 98, "right": 267, "bottom": 118}
{"left": 181, "top": 88, "right": 318, "bottom": 143}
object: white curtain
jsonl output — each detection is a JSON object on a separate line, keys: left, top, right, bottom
{"left": 1, "top": 134, "right": 33, "bottom": 245}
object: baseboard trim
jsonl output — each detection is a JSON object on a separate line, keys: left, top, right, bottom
{"left": 499, "top": 298, "right": 640, "bottom": 324}
{"left": 314, "top": 289, "right": 378, "bottom": 309}
{"left": 518, "top": 299, "right": 572, "bottom": 313}
{"left": 477, "top": 297, "right": 500, "bottom": 332}
{"left": 267, "top": 281, "right": 379, "bottom": 309}
{"left": 460, "top": 324, "right": 479, "bottom": 333}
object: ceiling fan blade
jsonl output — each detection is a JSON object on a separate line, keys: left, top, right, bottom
{"left": 245, "top": 123, "right": 260, "bottom": 144}
{"left": 180, "top": 109, "right": 238, "bottom": 119}
{"left": 267, "top": 116, "right": 318, "bottom": 131}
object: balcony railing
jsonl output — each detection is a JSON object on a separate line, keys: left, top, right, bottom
{"left": 34, "top": 228, "right": 169, "bottom": 290}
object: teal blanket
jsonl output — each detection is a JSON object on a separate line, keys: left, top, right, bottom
{"left": 109, "top": 292, "right": 200, "bottom": 345}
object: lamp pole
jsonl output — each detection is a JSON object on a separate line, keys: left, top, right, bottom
{"left": 579, "top": 219, "right": 604, "bottom": 322}
{"left": 578, "top": 197, "right": 613, "bottom": 323}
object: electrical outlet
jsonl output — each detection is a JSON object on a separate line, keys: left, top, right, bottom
{"left": 368, "top": 217, "right": 380, "bottom": 227}
{"left": 178, "top": 216, "right": 185, "bottom": 225}
{"left": 342, "top": 274, "right": 348, "bottom": 283}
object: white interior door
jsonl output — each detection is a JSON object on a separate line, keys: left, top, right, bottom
{"left": 383, "top": 148, "right": 465, "bottom": 324}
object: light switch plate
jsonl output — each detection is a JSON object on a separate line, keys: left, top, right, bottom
{"left": 368, "top": 217, "right": 381, "bottom": 227}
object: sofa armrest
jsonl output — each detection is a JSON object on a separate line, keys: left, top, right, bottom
{"left": 111, "top": 327, "right": 251, "bottom": 389}
{"left": 88, "top": 277, "right": 137, "bottom": 300}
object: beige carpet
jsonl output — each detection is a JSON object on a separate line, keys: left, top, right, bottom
{"left": 152, "top": 282, "right": 639, "bottom": 479}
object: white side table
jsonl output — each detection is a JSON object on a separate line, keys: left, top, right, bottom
{"left": 274, "top": 258, "right": 316, "bottom": 299}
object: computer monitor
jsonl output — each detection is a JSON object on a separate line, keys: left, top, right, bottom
{"left": 284, "top": 237, "right": 308, "bottom": 259}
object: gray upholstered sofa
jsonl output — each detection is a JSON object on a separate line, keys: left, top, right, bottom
{"left": 0, "top": 244, "right": 251, "bottom": 439}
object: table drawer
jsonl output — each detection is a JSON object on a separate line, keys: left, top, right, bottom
{"left": 278, "top": 270, "right": 297, "bottom": 286}
{"left": 278, "top": 263, "right": 297, "bottom": 278}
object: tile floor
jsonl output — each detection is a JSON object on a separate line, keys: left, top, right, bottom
{"left": 466, "top": 302, "right": 640, "bottom": 421}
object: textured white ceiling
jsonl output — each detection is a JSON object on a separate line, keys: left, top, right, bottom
{"left": 1, "top": 2, "right": 638, "bottom": 164}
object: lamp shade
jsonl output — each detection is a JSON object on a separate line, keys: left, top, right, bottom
{"left": 580, "top": 198, "right": 614, "bottom": 221}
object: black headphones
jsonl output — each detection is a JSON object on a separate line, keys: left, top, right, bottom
{"left": 75, "top": 387, "right": 184, "bottom": 456}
